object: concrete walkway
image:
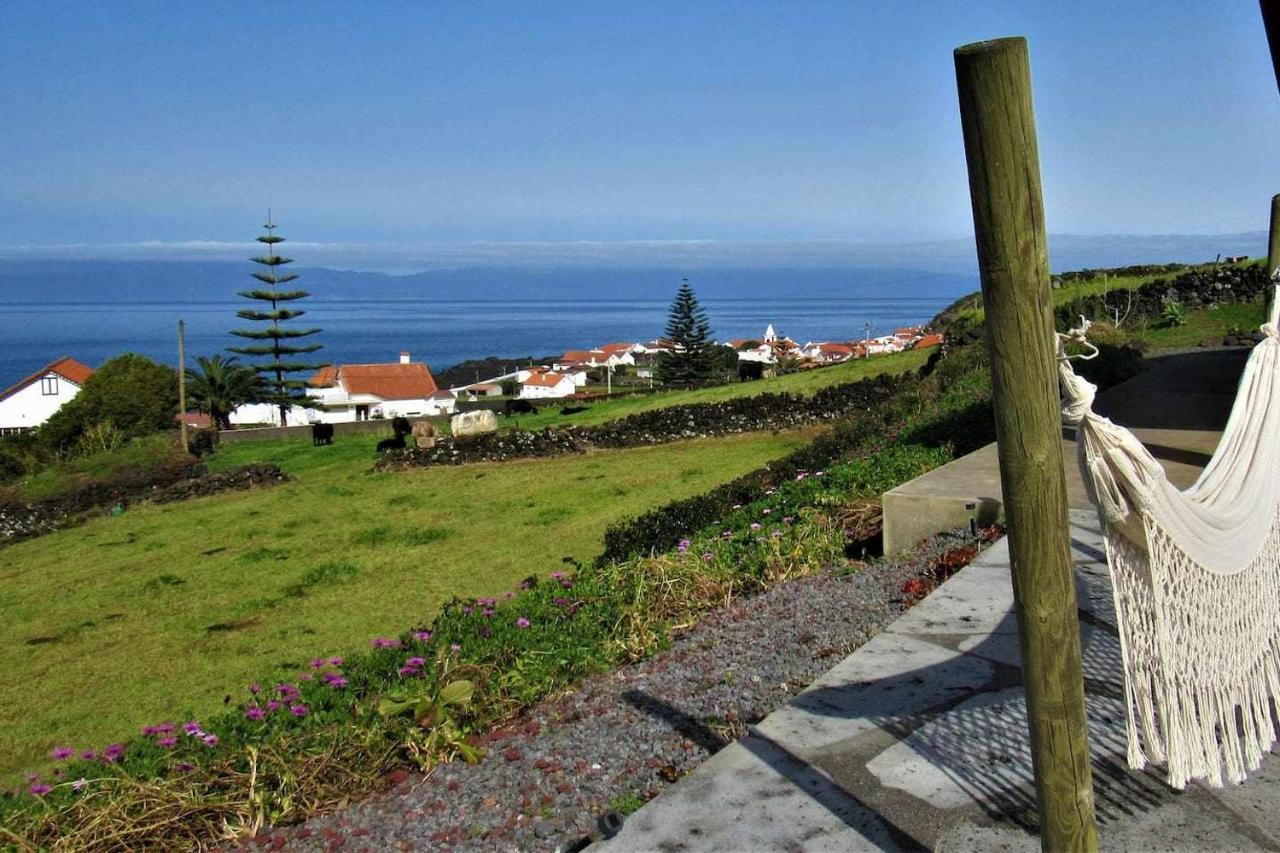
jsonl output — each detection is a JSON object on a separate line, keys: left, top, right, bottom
{"left": 882, "top": 347, "right": 1248, "bottom": 551}
{"left": 596, "top": 511, "right": 1280, "bottom": 851}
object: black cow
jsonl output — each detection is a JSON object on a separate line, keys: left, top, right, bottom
{"left": 376, "top": 417, "right": 413, "bottom": 453}
{"left": 311, "top": 423, "right": 334, "bottom": 446}
{"left": 559, "top": 405, "right": 590, "bottom": 416}
{"left": 505, "top": 399, "right": 538, "bottom": 416}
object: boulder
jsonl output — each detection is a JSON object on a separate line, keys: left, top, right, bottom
{"left": 451, "top": 409, "right": 498, "bottom": 437}
{"left": 411, "top": 420, "right": 438, "bottom": 448}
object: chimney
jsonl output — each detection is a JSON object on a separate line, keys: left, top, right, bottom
{"left": 399, "top": 351, "right": 411, "bottom": 364}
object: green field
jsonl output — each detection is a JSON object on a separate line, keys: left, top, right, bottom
{"left": 494, "top": 347, "right": 932, "bottom": 432}
{"left": 1134, "top": 301, "right": 1267, "bottom": 348}
{"left": 0, "top": 428, "right": 818, "bottom": 782}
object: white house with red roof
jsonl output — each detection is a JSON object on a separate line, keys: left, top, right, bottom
{"left": 230, "top": 351, "right": 450, "bottom": 426}
{"left": 800, "top": 342, "right": 856, "bottom": 364}
{"left": 518, "top": 370, "right": 578, "bottom": 399}
{"left": 0, "top": 356, "right": 94, "bottom": 434}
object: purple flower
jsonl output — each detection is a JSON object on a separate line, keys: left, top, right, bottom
{"left": 299, "top": 673, "right": 314, "bottom": 681}
{"left": 398, "top": 665, "right": 420, "bottom": 677}
{"left": 80, "top": 749, "right": 96, "bottom": 761}
{"left": 482, "top": 608, "right": 495, "bottom": 618}
{"left": 153, "top": 722, "right": 174, "bottom": 735}
{"left": 750, "top": 523, "right": 762, "bottom": 531}
{"left": 158, "top": 736, "right": 177, "bottom": 749}
{"left": 183, "top": 722, "right": 202, "bottom": 735}
{"left": 103, "top": 744, "right": 125, "bottom": 763}
{"left": 50, "top": 747, "right": 75, "bottom": 761}
{"left": 372, "top": 637, "right": 401, "bottom": 649}
{"left": 516, "top": 617, "right": 531, "bottom": 629}
{"left": 309, "top": 658, "right": 327, "bottom": 669}
{"left": 413, "top": 630, "right": 432, "bottom": 642}
{"left": 478, "top": 626, "right": 492, "bottom": 638}
{"left": 677, "top": 539, "right": 691, "bottom": 553}
{"left": 554, "top": 597, "right": 569, "bottom": 607}
{"left": 266, "top": 700, "right": 280, "bottom": 712}
{"left": 329, "top": 656, "right": 344, "bottom": 666}
{"left": 29, "top": 783, "right": 51, "bottom": 796}
{"left": 327, "top": 676, "right": 349, "bottom": 689}
{"left": 289, "top": 705, "right": 308, "bottom": 718}
{"left": 276, "top": 683, "right": 299, "bottom": 699}
{"left": 405, "top": 656, "right": 426, "bottom": 667}
{"left": 560, "top": 579, "right": 573, "bottom": 589}
{"left": 248, "top": 683, "right": 262, "bottom": 694}
{"left": 462, "top": 606, "right": 473, "bottom": 615}
{"left": 174, "top": 762, "right": 195, "bottom": 772}
{"left": 72, "top": 778, "right": 87, "bottom": 792}
{"left": 550, "top": 571, "right": 565, "bottom": 580}
{"left": 701, "top": 552, "right": 714, "bottom": 561}
{"left": 202, "top": 734, "right": 219, "bottom": 746}
{"left": 504, "top": 591, "right": 514, "bottom": 599}
{"left": 245, "top": 706, "right": 266, "bottom": 721}
{"left": 771, "top": 529, "right": 784, "bottom": 538}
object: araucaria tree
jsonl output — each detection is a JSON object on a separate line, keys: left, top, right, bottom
{"left": 229, "top": 218, "right": 324, "bottom": 424}
{"left": 657, "top": 279, "right": 717, "bottom": 386}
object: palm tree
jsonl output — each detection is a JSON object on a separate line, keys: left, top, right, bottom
{"left": 185, "top": 355, "right": 262, "bottom": 429}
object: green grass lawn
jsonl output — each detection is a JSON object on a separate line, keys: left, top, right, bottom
{"left": 1132, "top": 301, "right": 1267, "bottom": 348}
{"left": 492, "top": 348, "right": 932, "bottom": 432}
{"left": 0, "top": 428, "right": 817, "bottom": 782}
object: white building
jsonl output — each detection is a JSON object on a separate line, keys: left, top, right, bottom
{"left": 230, "top": 351, "right": 447, "bottom": 426}
{"left": 519, "top": 371, "right": 578, "bottom": 399}
{"left": 0, "top": 356, "right": 94, "bottom": 435}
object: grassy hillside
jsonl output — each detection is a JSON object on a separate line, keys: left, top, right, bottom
{"left": 492, "top": 347, "right": 932, "bottom": 432}
{"left": 0, "top": 428, "right": 817, "bottom": 782}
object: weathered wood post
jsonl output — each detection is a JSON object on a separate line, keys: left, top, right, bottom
{"left": 1268, "top": 195, "right": 1280, "bottom": 280}
{"left": 954, "top": 37, "right": 1099, "bottom": 851}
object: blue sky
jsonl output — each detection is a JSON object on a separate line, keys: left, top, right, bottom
{"left": 0, "top": 1, "right": 1275, "bottom": 256}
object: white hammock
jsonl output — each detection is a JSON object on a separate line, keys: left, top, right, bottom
{"left": 1058, "top": 292, "right": 1280, "bottom": 789}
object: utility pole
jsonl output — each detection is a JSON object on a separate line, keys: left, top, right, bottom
{"left": 177, "top": 319, "right": 188, "bottom": 452}
{"left": 955, "top": 36, "right": 1098, "bottom": 851}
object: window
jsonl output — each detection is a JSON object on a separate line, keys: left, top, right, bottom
{"left": 40, "top": 376, "right": 58, "bottom": 396}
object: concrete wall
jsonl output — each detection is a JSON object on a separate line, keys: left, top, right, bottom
{"left": 218, "top": 415, "right": 444, "bottom": 444}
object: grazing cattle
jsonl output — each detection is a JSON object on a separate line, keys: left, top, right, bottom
{"left": 377, "top": 417, "right": 413, "bottom": 453}
{"left": 559, "top": 405, "right": 590, "bottom": 416}
{"left": 505, "top": 399, "right": 538, "bottom": 416}
{"left": 451, "top": 409, "right": 498, "bottom": 437}
{"left": 311, "top": 423, "right": 335, "bottom": 446}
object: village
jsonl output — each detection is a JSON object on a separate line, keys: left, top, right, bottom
{"left": 0, "top": 324, "right": 942, "bottom": 433}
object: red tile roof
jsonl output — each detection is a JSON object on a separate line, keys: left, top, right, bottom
{"left": 561, "top": 349, "right": 605, "bottom": 363}
{"left": 599, "top": 342, "right": 635, "bottom": 355}
{"left": 0, "top": 356, "right": 94, "bottom": 403}
{"left": 524, "top": 372, "right": 571, "bottom": 388}
{"left": 817, "top": 343, "right": 854, "bottom": 355}
{"left": 175, "top": 412, "right": 212, "bottom": 429}
{"left": 308, "top": 361, "right": 438, "bottom": 400}
{"left": 913, "top": 333, "right": 944, "bottom": 349}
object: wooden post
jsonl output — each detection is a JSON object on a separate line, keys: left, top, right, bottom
{"left": 1268, "top": 195, "right": 1280, "bottom": 281}
{"left": 177, "top": 319, "right": 188, "bottom": 452}
{"left": 954, "top": 37, "right": 1099, "bottom": 851}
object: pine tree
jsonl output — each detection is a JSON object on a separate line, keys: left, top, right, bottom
{"left": 228, "top": 216, "right": 324, "bottom": 424}
{"left": 656, "top": 279, "right": 716, "bottom": 386}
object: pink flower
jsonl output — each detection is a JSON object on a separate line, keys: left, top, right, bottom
{"left": 309, "top": 658, "right": 327, "bottom": 669}
{"left": 50, "top": 747, "right": 75, "bottom": 761}
{"left": 72, "top": 778, "right": 87, "bottom": 792}
{"left": 248, "top": 683, "right": 262, "bottom": 694}
{"left": 29, "top": 783, "right": 51, "bottom": 796}
{"left": 299, "top": 673, "right": 314, "bottom": 681}
{"left": 405, "top": 656, "right": 426, "bottom": 667}
{"left": 80, "top": 749, "right": 96, "bottom": 761}
{"left": 372, "top": 637, "right": 401, "bottom": 649}
{"left": 677, "top": 539, "right": 691, "bottom": 552}
{"left": 327, "top": 676, "right": 349, "bottom": 689}
{"left": 550, "top": 571, "right": 565, "bottom": 580}
{"left": 245, "top": 706, "right": 266, "bottom": 721}
{"left": 158, "top": 736, "right": 177, "bottom": 749}
{"left": 516, "top": 617, "right": 531, "bottom": 629}
{"left": 329, "top": 657, "right": 344, "bottom": 666}
{"left": 413, "top": 631, "right": 432, "bottom": 642}
{"left": 289, "top": 705, "right": 309, "bottom": 718}
{"left": 102, "top": 744, "right": 125, "bottom": 763}
{"left": 750, "top": 523, "right": 762, "bottom": 531}
{"left": 398, "top": 665, "right": 420, "bottom": 677}
{"left": 266, "top": 700, "right": 281, "bottom": 712}
{"left": 701, "top": 552, "right": 714, "bottom": 561}
{"left": 183, "top": 722, "right": 202, "bottom": 735}
{"left": 202, "top": 734, "right": 219, "bottom": 746}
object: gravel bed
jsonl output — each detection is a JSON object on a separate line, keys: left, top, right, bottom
{"left": 256, "top": 530, "right": 989, "bottom": 852}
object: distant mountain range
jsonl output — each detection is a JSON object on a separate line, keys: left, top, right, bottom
{"left": 0, "top": 232, "right": 1265, "bottom": 304}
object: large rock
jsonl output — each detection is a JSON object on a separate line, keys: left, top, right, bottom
{"left": 411, "top": 420, "right": 438, "bottom": 448}
{"left": 450, "top": 409, "right": 498, "bottom": 437}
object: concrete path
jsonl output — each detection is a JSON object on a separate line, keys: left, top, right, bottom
{"left": 882, "top": 347, "right": 1248, "bottom": 552}
{"left": 595, "top": 509, "right": 1280, "bottom": 852}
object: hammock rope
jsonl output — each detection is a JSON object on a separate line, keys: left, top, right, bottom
{"left": 1058, "top": 285, "right": 1280, "bottom": 789}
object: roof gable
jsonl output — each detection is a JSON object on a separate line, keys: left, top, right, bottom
{"left": 0, "top": 356, "right": 93, "bottom": 404}
{"left": 309, "top": 361, "right": 438, "bottom": 400}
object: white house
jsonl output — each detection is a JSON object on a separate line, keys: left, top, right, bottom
{"left": 230, "top": 351, "right": 445, "bottom": 426}
{"left": 519, "top": 371, "right": 578, "bottom": 399}
{"left": 801, "top": 342, "right": 856, "bottom": 363}
{"left": 0, "top": 356, "right": 94, "bottom": 435}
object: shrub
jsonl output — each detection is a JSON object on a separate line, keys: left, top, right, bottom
{"left": 1160, "top": 299, "right": 1188, "bottom": 328}
{"left": 39, "top": 354, "right": 179, "bottom": 452}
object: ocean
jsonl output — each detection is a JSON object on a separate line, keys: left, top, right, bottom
{"left": 0, "top": 294, "right": 956, "bottom": 385}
